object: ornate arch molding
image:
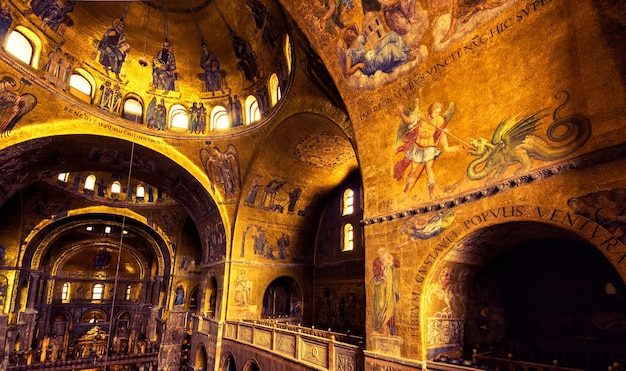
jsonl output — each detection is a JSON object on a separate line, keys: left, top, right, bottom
{"left": 0, "top": 133, "right": 227, "bottom": 247}
{"left": 49, "top": 241, "right": 147, "bottom": 279}
{"left": 414, "top": 206, "right": 626, "bottom": 287}
{"left": 411, "top": 205, "right": 626, "bottom": 360}
{"left": 242, "top": 358, "right": 261, "bottom": 371}
{"left": 23, "top": 209, "right": 171, "bottom": 277}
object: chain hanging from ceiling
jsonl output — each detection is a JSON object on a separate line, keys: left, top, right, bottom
{"left": 187, "top": 0, "right": 204, "bottom": 45}
{"left": 139, "top": 4, "right": 151, "bottom": 66}
{"left": 163, "top": 0, "right": 169, "bottom": 42}
{"left": 101, "top": 141, "right": 136, "bottom": 368}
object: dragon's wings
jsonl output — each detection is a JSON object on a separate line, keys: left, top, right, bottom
{"left": 492, "top": 110, "right": 546, "bottom": 147}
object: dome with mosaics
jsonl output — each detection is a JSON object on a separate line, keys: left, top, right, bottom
{"left": 2, "top": 0, "right": 292, "bottom": 135}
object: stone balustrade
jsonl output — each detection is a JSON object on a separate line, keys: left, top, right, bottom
{"left": 223, "top": 320, "right": 363, "bottom": 370}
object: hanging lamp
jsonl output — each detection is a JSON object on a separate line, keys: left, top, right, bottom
{"left": 138, "top": 5, "right": 151, "bottom": 67}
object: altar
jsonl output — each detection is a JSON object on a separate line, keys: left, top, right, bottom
{"left": 75, "top": 325, "right": 109, "bottom": 359}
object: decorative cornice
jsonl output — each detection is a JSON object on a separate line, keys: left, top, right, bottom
{"left": 361, "top": 143, "right": 626, "bottom": 226}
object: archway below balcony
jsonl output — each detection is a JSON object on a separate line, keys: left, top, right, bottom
{"left": 261, "top": 276, "right": 302, "bottom": 323}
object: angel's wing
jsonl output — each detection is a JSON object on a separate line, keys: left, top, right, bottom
{"left": 224, "top": 144, "right": 242, "bottom": 191}
{"left": 442, "top": 101, "right": 455, "bottom": 125}
{"left": 199, "top": 147, "right": 217, "bottom": 192}
{"left": 434, "top": 101, "right": 455, "bottom": 142}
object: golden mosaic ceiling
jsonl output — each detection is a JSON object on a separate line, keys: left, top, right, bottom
{"left": 48, "top": 0, "right": 290, "bottom": 108}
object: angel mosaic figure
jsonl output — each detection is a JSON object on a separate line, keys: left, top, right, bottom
{"left": 200, "top": 144, "right": 241, "bottom": 201}
{"left": 0, "top": 75, "right": 37, "bottom": 137}
{"left": 394, "top": 98, "right": 458, "bottom": 199}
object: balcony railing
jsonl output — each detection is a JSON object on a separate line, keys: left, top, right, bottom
{"left": 224, "top": 320, "right": 363, "bottom": 371}
{"left": 7, "top": 351, "right": 158, "bottom": 370}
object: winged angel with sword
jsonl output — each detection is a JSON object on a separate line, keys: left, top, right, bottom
{"left": 394, "top": 98, "right": 467, "bottom": 199}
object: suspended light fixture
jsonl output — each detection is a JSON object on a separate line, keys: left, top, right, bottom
{"left": 138, "top": 4, "right": 151, "bottom": 67}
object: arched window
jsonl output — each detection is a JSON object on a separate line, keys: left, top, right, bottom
{"left": 136, "top": 184, "right": 145, "bottom": 200}
{"left": 123, "top": 97, "right": 143, "bottom": 124}
{"left": 244, "top": 95, "right": 260, "bottom": 125}
{"left": 269, "top": 73, "right": 281, "bottom": 107}
{"left": 169, "top": 104, "right": 188, "bottom": 130}
{"left": 92, "top": 283, "right": 104, "bottom": 300}
{"left": 284, "top": 35, "right": 292, "bottom": 74}
{"left": 6, "top": 28, "right": 36, "bottom": 66}
{"left": 61, "top": 282, "right": 70, "bottom": 302}
{"left": 111, "top": 181, "right": 121, "bottom": 195}
{"left": 224, "top": 355, "right": 236, "bottom": 371}
{"left": 125, "top": 285, "right": 131, "bottom": 301}
{"left": 211, "top": 106, "right": 228, "bottom": 130}
{"left": 84, "top": 174, "right": 96, "bottom": 191}
{"left": 57, "top": 172, "right": 69, "bottom": 182}
{"left": 343, "top": 223, "right": 354, "bottom": 252}
{"left": 66, "top": 68, "right": 96, "bottom": 103}
{"left": 69, "top": 74, "right": 93, "bottom": 103}
{"left": 342, "top": 188, "right": 354, "bottom": 216}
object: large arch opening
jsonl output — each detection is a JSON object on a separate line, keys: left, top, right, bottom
{"left": 425, "top": 222, "right": 626, "bottom": 370}
{"left": 222, "top": 354, "right": 236, "bottom": 371}
{"left": 206, "top": 276, "right": 218, "bottom": 318}
{"left": 194, "top": 345, "right": 208, "bottom": 371}
{"left": 0, "top": 134, "right": 221, "bottom": 367}
{"left": 261, "top": 276, "right": 302, "bottom": 322}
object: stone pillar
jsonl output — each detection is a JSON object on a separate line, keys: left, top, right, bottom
{"left": 26, "top": 272, "right": 41, "bottom": 310}
{"left": 38, "top": 276, "right": 50, "bottom": 305}
{"left": 157, "top": 310, "right": 187, "bottom": 371}
{"left": 143, "top": 281, "right": 152, "bottom": 304}
{"left": 152, "top": 277, "right": 162, "bottom": 307}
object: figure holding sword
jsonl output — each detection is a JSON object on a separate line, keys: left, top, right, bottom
{"left": 394, "top": 98, "right": 462, "bottom": 199}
